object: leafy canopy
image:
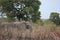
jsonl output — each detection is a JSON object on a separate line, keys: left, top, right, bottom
{"left": 0, "top": 0, "right": 41, "bottom": 22}
{"left": 50, "top": 12, "right": 60, "bottom": 25}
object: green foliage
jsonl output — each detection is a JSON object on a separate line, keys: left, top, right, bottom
{"left": 50, "top": 12, "right": 60, "bottom": 25}
{"left": 31, "top": 12, "right": 41, "bottom": 22}
{"left": 7, "top": 17, "right": 15, "bottom": 22}
{"left": 36, "top": 19, "right": 44, "bottom": 25}
{"left": 43, "top": 19, "right": 52, "bottom": 24}
{"left": 0, "top": 0, "right": 41, "bottom": 22}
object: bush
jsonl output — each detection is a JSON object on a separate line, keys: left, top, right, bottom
{"left": 35, "top": 19, "right": 44, "bottom": 26}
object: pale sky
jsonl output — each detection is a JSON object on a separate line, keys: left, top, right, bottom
{"left": 39, "top": 0, "right": 60, "bottom": 19}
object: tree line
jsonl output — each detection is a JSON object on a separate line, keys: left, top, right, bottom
{"left": 0, "top": 0, "right": 60, "bottom": 25}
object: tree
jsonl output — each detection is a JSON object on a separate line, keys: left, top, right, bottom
{"left": 0, "top": 0, "right": 41, "bottom": 22}
{"left": 50, "top": 12, "right": 60, "bottom": 25}
{"left": 31, "top": 11, "right": 41, "bottom": 22}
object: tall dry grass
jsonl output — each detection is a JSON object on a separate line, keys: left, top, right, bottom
{"left": 0, "top": 22, "right": 60, "bottom": 40}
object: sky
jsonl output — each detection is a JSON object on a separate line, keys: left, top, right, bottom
{"left": 39, "top": 0, "right": 60, "bottom": 19}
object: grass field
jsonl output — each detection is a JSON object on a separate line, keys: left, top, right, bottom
{"left": 0, "top": 22, "right": 60, "bottom": 40}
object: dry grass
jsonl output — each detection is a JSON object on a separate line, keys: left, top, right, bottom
{"left": 0, "top": 22, "right": 60, "bottom": 40}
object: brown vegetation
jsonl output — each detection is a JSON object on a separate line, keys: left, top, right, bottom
{"left": 0, "top": 22, "right": 60, "bottom": 40}
{"left": 54, "top": 30, "right": 60, "bottom": 38}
